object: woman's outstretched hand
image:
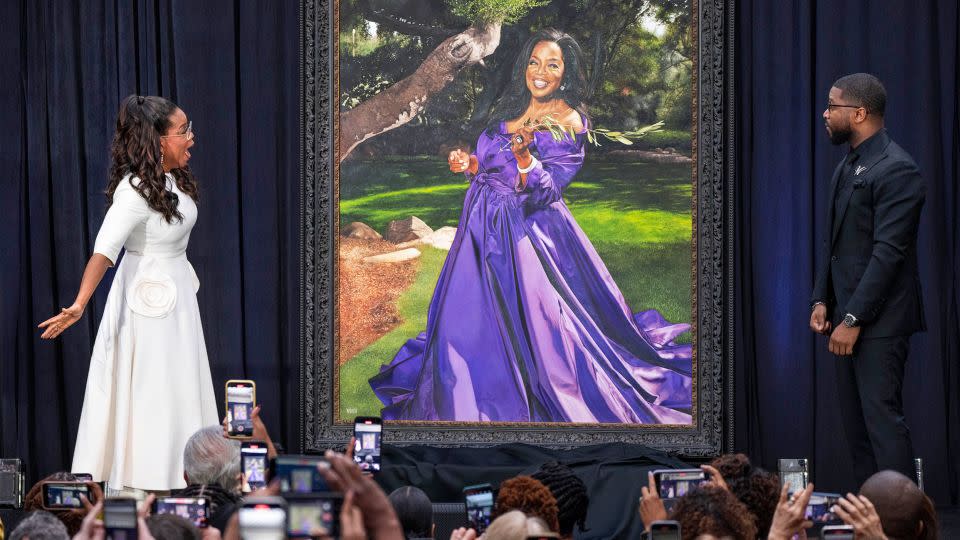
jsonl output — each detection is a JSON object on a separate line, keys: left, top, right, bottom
{"left": 39, "top": 302, "right": 84, "bottom": 339}
{"left": 448, "top": 149, "right": 478, "bottom": 175}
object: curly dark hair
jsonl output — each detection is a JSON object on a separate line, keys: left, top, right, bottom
{"left": 670, "top": 485, "right": 758, "bottom": 540}
{"left": 709, "top": 454, "right": 780, "bottom": 537}
{"left": 709, "top": 453, "right": 752, "bottom": 479}
{"left": 486, "top": 28, "right": 591, "bottom": 135}
{"left": 492, "top": 475, "right": 561, "bottom": 533}
{"left": 530, "top": 461, "right": 589, "bottom": 536}
{"left": 107, "top": 94, "right": 198, "bottom": 223}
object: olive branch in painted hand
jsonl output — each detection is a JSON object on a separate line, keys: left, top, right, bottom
{"left": 501, "top": 115, "right": 665, "bottom": 150}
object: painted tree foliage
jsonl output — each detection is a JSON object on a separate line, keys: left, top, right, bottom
{"left": 339, "top": 0, "right": 691, "bottom": 160}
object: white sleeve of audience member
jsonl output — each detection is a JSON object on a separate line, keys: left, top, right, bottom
{"left": 93, "top": 179, "right": 151, "bottom": 265}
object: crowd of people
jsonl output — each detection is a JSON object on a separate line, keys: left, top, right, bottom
{"left": 1, "top": 407, "right": 940, "bottom": 540}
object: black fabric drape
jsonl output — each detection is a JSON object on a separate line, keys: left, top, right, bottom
{"left": 735, "top": 0, "right": 960, "bottom": 504}
{"left": 1, "top": 1, "right": 300, "bottom": 486}
{"left": 377, "top": 443, "right": 688, "bottom": 540}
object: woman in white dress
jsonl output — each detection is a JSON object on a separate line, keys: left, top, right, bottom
{"left": 38, "top": 95, "right": 218, "bottom": 491}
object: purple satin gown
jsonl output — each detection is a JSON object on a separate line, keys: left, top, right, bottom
{"left": 368, "top": 121, "right": 693, "bottom": 423}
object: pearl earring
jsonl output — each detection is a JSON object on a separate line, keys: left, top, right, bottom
{"left": 560, "top": 85, "right": 566, "bottom": 91}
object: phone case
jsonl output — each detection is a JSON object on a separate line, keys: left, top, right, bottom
{"left": 225, "top": 379, "right": 256, "bottom": 438}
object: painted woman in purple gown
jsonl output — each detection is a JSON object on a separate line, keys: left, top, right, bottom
{"left": 369, "top": 29, "right": 692, "bottom": 424}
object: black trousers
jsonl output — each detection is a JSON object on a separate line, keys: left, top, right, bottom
{"left": 834, "top": 334, "right": 915, "bottom": 488}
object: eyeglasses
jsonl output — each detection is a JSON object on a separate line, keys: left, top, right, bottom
{"left": 161, "top": 120, "right": 193, "bottom": 139}
{"left": 825, "top": 103, "right": 863, "bottom": 112}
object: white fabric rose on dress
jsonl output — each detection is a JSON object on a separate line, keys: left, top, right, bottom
{"left": 126, "top": 264, "right": 178, "bottom": 318}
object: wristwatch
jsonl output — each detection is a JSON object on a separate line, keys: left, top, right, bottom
{"left": 811, "top": 301, "right": 826, "bottom": 311}
{"left": 842, "top": 313, "right": 860, "bottom": 328}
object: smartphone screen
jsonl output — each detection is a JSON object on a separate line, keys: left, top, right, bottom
{"left": 653, "top": 469, "right": 707, "bottom": 499}
{"left": 104, "top": 498, "right": 139, "bottom": 540}
{"left": 353, "top": 417, "right": 382, "bottom": 473}
{"left": 272, "top": 456, "right": 330, "bottom": 493}
{"left": 239, "top": 498, "right": 286, "bottom": 540}
{"left": 154, "top": 497, "right": 209, "bottom": 528}
{"left": 650, "top": 520, "right": 682, "bottom": 540}
{"left": 42, "top": 482, "right": 91, "bottom": 509}
{"left": 285, "top": 494, "right": 342, "bottom": 539}
{"left": 805, "top": 493, "right": 843, "bottom": 524}
{"left": 778, "top": 459, "right": 809, "bottom": 495}
{"left": 241, "top": 442, "right": 270, "bottom": 493}
{"left": 463, "top": 484, "right": 494, "bottom": 534}
{"left": 225, "top": 380, "right": 256, "bottom": 438}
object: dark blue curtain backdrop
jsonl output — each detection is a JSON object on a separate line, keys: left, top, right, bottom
{"left": 1, "top": 1, "right": 300, "bottom": 485}
{"left": 735, "top": 0, "right": 960, "bottom": 504}
{"left": 4, "top": 0, "right": 960, "bottom": 514}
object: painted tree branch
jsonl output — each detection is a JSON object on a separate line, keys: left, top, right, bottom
{"left": 361, "top": 0, "right": 460, "bottom": 39}
{"left": 339, "top": 23, "right": 502, "bottom": 161}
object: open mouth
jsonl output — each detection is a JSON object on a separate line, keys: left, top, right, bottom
{"left": 533, "top": 79, "right": 549, "bottom": 89}
{"left": 185, "top": 150, "right": 191, "bottom": 160}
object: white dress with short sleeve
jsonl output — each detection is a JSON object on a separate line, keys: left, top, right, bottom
{"left": 71, "top": 173, "right": 218, "bottom": 491}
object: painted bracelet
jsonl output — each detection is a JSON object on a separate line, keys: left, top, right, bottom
{"left": 517, "top": 156, "right": 539, "bottom": 174}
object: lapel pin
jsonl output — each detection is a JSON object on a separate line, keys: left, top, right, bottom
{"left": 855, "top": 165, "right": 867, "bottom": 176}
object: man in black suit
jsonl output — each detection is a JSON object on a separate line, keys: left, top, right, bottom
{"left": 810, "top": 73, "right": 926, "bottom": 486}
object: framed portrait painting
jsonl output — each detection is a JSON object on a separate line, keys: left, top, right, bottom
{"left": 301, "top": 0, "right": 733, "bottom": 455}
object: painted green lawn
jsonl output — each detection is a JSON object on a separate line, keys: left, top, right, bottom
{"left": 338, "top": 155, "right": 692, "bottom": 419}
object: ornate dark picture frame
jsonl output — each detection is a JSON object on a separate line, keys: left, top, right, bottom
{"left": 301, "top": 0, "right": 734, "bottom": 456}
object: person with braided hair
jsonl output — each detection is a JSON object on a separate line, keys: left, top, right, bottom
{"left": 38, "top": 95, "right": 217, "bottom": 492}
{"left": 530, "top": 462, "right": 589, "bottom": 539}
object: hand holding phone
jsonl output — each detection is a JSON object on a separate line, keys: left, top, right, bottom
{"left": 353, "top": 416, "right": 382, "bottom": 473}
{"left": 463, "top": 484, "right": 494, "bottom": 534}
{"left": 768, "top": 482, "right": 816, "bottom": 539}
{"left": 225, "top": 380, "right": 256, "bottom": 438}
{"left": 832, "top": 493, "right": 887, "bottom": 539}
{"left": 651, "top": 469, "right": 707, "bottom": 499}
{"left": 639, "top": 472, "right": 669, "bottom": 530}
{"left": 241, "top": 441, "right": 270, "bottom": 493}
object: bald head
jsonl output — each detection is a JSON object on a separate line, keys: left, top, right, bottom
{"left": 860, "top": 470, "right": 931, "bottom": 539}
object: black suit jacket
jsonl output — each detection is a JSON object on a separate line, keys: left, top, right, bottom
{"left": 811, "top": 129, "right": 926, "bottom": 339}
